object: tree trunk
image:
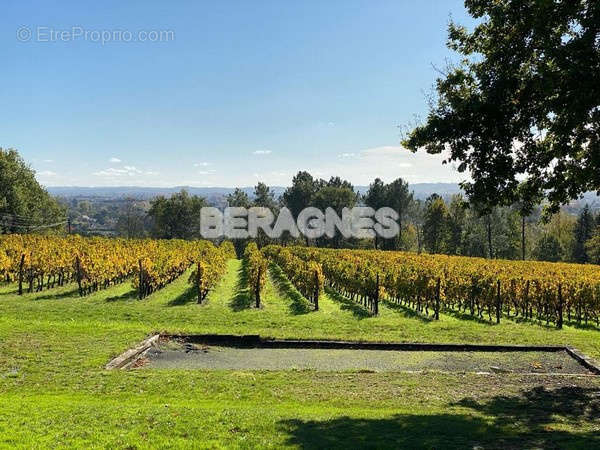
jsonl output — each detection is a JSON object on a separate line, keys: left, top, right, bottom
{"left": 521, "top": 214, "right": 526, "bottom": 260}
{"left": 196, "top": 264, "right": 202, "bottom": 304}
{"left": 76, "top": 256, "right": 83, "bottom": 297}
{"left": 255, "top": 266, "right": 261, "bottom": 308}
{"left": 486, "top": 215, "right": 493, "bottom": 259}
{"left": 435, "top": 277, "right": 441, "bottom": 320}
{"left": 18, "top": 254, "right": 25, "bottom": 295}
{"left": 496, "top": 280, "right": 501, "bottom": 324}
{"left": 397, "top": 210, "right": 403, "bottom": 251}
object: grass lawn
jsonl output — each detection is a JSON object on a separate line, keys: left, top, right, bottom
{"left": 1, "top": 259, "right": 599, "bottom": 448}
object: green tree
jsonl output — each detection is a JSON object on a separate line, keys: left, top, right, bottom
{"left": 515, "top": 183, "right": 543, "bottom": 260}
{"left": 423, "top": 194, "right": 449, "bottom": 254}
{"left": 586, "top": 226, "right": 600, "bottom": 265}
{"left": 364, "top": 178, "right": 413, "bottom": 250}
{"left": 461, "top": 209, "right": 487, "bottom": 258}
{"left": 226, "top": 188, "right": 252, "bottom": 256}
{"left": 403, "top": 0, "right": 600, "bottom": 214}
{"left": 226, "top": 188, "right": 251, "bottom": 208}
{"left": 0, "top": 148, "right": 65, "bottom": 233}
{"left": 446, "top": 194, "right": 467, "bottom": 255}
{"left": 492, "top": 207, "right": 521, "bottom": 260}
{"left": 253, "top": 182, "right": 277, "bottom": 210}
{"left": 533, "top": 234, "right": 564, "bottom": 263}
{"left": 282, "top": 171, "right": 318, "bottom": 219}
{"left": 282, "top": 171, "right": 319, "bottom": 245}
{"left": 147, "top": 190, "right": 206, "bottom": 239}
{"left": 543, "top": 211, "right": 575, "bottom": 261}
{"left": 406, "top": 199, "right": 426, "bottom": 254}
{"left": 384, "top": 178, "right": 413, "bottom": 250}
{"left": 116, "top": 199, "right": 147, "bottom": 239}
{"left": 313, "top": 177, "right": 358, "bottom": 248}
{"left": 364, "top": 178, "right": 387, "bottom": 249}
{"left": 252, "top": 182, "right": 277, "bottom": 248}
{"left": 572, "top": 205, "right": 595, "bottom": 263}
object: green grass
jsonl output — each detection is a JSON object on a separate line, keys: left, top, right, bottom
{"left": 1, "top": 259, "right": 599, "bottom": 448}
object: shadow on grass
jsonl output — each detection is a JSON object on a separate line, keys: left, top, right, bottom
{"left": 508, "top": 314, "right": 564, "bottom": 330}
{"left": 453, "top": 385, "right": 600, "bottom": 428}
{"left": 229, "top": 259, "right": 254, "bottom": 311}
{"left": 32, "top": 286, "right": 81, "bottom": 301}
{"left": 560, "top": 319, "right": 599, "bottom": 331}
{"left": 509, "top": 314, "right": 600, "bottom": 331}
{"left": 381, "top": 299, "right": 433, "bottom": 324}
{"left": 325, "top": 287, "right": 371, "bottom": 320}
{"left": 105, "top": 289, "right": 138, "bottom": 302}
{"left": 0, "top": 283, "right": 19, "bottom": 296}
{"left": 279, "top": 385, "right": 600, "bottom": 449}
{"left": 442, "top": 307, "right": 496, "bottom": 326}
{"left": 168, "top": 286, "right": 197, "bottom": 306}
{"left": 269, "top": 263, "right": 312, "bottom": 315}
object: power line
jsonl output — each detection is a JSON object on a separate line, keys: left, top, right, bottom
{"left": 0, "top": 213, "right": 67, "bottom": 222}
{"left": 0, "top": 214, "right": 36, "bottom": 223}
{"left": 0, "top": 213, "right": 41, "bottom": 222}
{"left": 0, "top": 213, "right": 68, "bottom": 231}
{"left": 28, "top": 221, "right": 68, "bottom": 230}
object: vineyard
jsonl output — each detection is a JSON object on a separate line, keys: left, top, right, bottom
{"left": 2, "top": 234, "right": 600, "bottom": 330}
{"left": 0, "top": 234, "right": 231, "bottom": 300}
{"left": 263, "top": 245, "right": 324, "bottom": 311}
{"left": 2, "top": 235, "right": 600, "bottom": 448}
{"left": 243, "top": 242, "right": 269, "bottom": 307}
{"left": 265, "top": 246, "right": 600, "bottom": 328}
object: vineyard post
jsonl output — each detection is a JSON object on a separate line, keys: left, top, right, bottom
{"left": 374, "top": 273, "right": 379, "bottom": 316}
{"left": 557, "top": 283, "right": 563, "bottom": 329}
{"left": 496, "top": 280, "right": 501, "bottom": 324}
{"left": 18, "top": 253, "right": 24, "bottom": 295}
{"left": 75, "top": 256, "right": 83, "bottom": 296}
{"left": 255, "top": 266, "right": 261, "bottom": 308}
{"left": 435, "top": 277, "right": 441, "bottom": 320}
{"left": 196, "top": 263, "right": 202, "bottom": 304}
{"left": 525, "top": 280, "right": 530, "bottom": 319}
{"left": 138, "top": 259, "right": 143, "bottom": 300}
{"left": 314, "top": 269, "right": 319, "bottom": 311}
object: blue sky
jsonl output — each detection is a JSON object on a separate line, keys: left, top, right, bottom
{"left": 1, "top": 0, "right": 475, "bottom": 187}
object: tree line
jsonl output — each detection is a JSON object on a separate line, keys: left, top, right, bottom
{"left": 1, "top": 146, "right": 598, "bottom": 265}
{"left": 138, "top": 170, "right": 600, "bottom": 264}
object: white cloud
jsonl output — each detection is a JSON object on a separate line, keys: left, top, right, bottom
{"left": 197, "top": 170, "right": 216, "bottom": 175}
{"left": 38, "top": 170, "right": 57, "bottom": 176}
{"left": 303, "top": 145, "right": 467, "bottom": 185}
{"left": 109, "top": 157, "right": 121, "bottom": 163}
{"left": 193, "top": 162, "right": 211, "bottom": 167}
{"left": 253, "top": 150, "right": 272, "bottom": 155}
{"left": 93, "top": 166, "right": 144, "bottom": 177}
{"left": 249, "top": 171, "right": 290, "bottom": 183}
{"left": 43, "top": 159, "right": 54, "bottom": 163}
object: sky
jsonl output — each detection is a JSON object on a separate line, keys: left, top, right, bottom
{"left": 1, "top": 0, "right": 476, "bottom": 188}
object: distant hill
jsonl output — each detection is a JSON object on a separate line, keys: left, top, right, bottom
{"left": 47, "top": 183, "right": 599, "bottom": 214}
{"left": 46, "top": 183, "right": 464, "bottom": 201}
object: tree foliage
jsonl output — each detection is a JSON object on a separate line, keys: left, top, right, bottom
{"left": 147, "top": 190, "right": 206, "bottom": 239}
{"left": 403, "top": 0, "right": 600, "bottom": 213}
{"left": 0, "top": 148, "right": 65, "bottom": 233}
{"left": 572, "top": 205, "right": 595, "bottom": 263}
{"left": 364, "top": 178, "right": 413, "bottom": 250}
